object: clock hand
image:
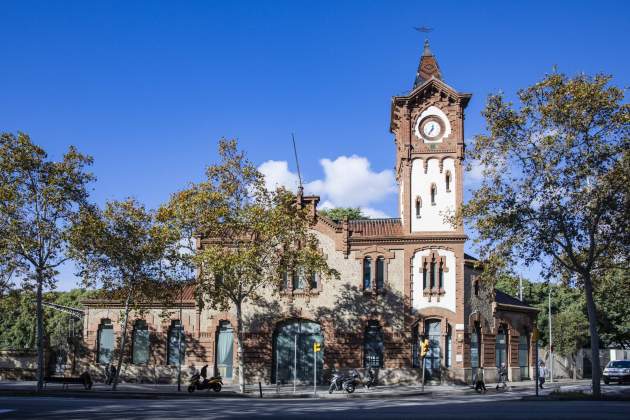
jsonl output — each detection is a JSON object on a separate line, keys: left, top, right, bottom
{"left": 428, "top": 125, "right": 434, "bottom": 135}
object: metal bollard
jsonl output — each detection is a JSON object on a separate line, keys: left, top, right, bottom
{"left": 259, "top": 381, "right": 263, "bottom": 398}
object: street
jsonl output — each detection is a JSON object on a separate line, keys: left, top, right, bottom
{"left": 1, "top": 385, "right": 629, "bottom": 419}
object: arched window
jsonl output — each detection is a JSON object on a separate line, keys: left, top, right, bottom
{"left": 445, "top": 324, "right": 452, "bottom": 368}
{"left": 364, "top": 321, "right": 383, "bottom": 368}
{"left": 281, "top": 271, "right": 290, "bottom": 290}
{"left": 423, "top": 252, "right": 447, "bottom": 297}
{"left": 167, "top": 320, "right": 186, "bottom": 366}
{"left": 216, "top": 321, "right": 234, "bottom": 379}
{"left": 132, "top": 320, "right": 150, "bottom": 365}
{"left": 376, "top": 257, "right": 385, "bottom": 290}
{"left": 363, "top": 257, "right": 372, "bottom": 289}
{"left": 292, "top": 270, "right": 305, "bottom": 290}
{"left": 471, "top": 322, "right": 481, "bottom": 382}
{"left": 422, "top": 260, "right": 428, "bottom": 290}
{"left": 445, "top": 170, "right": 451, "bottom": 192}
{"left": 496, "top": 326, "right": 507, "bottom": 369}
{"left": 415, "top": 196, "right": 422, "bottom": 218}
{"left": 430, "top": 184, "right": 437, "bottom": 205}
{"left": 97, "top": 319, "right": 114, "bottom": 364}
{"left": 519, "top": 334, "right": 529, "bottom": 379}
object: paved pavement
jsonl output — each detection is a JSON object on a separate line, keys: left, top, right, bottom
{"left": 0, "top": 384, "right": 629, "bottom": 419}
{"left": 0, "top": 378, "right": 590, "bottom": 399}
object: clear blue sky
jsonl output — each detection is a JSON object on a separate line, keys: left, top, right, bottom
{"left": 1, "top": 1, "right": 628, "bottom": 290}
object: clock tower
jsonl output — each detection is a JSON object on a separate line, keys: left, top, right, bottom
{"left": 390, "top": 40, "right": 471, "bottom": 235}
{"left": 391, "top": 41, "right": 473, "bottom": 378}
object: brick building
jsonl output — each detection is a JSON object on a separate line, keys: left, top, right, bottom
{"left": 81, "top": 41, "right": 538, "bottom": 385}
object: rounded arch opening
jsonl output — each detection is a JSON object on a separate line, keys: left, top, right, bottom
{"left": 272, "top": 319, "right": 323, "bottom": 385}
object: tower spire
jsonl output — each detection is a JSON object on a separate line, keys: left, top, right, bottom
{"left": 413, "top": 39, "right": 442, "bottom": 88}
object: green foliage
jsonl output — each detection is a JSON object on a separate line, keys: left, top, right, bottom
{"left": 0, "top": 289, "right": 97, "bottom": 350}
{"left": 0, "top": 131, "right": 94, "bottom": 390}
{"left": 318, "top": 207, "right": 367, "bottom": 222}
{"left": 69, "top": 199, "right": 175, "bottom": 301}
{"left": 0, "top": 132, "right": 94, "bottom": 289}
{"left": 68, "top": 198, "right": 179, "bottom": 389}
{"left": 461, "top": 72, "right": 629, "bottom": 396}
{"left": 596, "top": 269, "right": 630, "bottom": 348}
{"left": 495, "top": 272, "right": 630, "bottom": 356}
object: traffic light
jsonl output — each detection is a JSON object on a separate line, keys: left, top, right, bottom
{"left": 420, "top": 339, "right": 430, "bottom": 358}
{"left": 313, "top": 342, "right": 321, "bottom": 353}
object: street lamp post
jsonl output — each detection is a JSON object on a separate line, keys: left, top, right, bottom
{"left": 548, "top": 285, "right": 553, "bottom": 383}
{"left": 177, "top": 288, "right": 183, "bottom": 392}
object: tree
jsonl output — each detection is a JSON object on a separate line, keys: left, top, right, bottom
{"left": 596, "top": 269, "right": 630, "bottom": 348}
{"left": 318, "top": 207, "right": 367, "bottom": 222}
{"left": 461, "top": 73, "right": 629, "bottom": 397}
{"left": 161, "top": 139, "right": 338, "bottom": 392}
{"left": 0, "top": 289, "right": 97, "bottom": 351}
{"left": 69, "top": 198, "right": 175, "bottom": 390}
{"left": 0, "top": 132, "right": 94, "bottom": 391}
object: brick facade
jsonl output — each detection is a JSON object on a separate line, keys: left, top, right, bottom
{"left": 80, "top": 41, "right": 537, "bottom": 386}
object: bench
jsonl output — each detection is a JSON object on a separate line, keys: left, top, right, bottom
{"left": 44, "top": 373, "right": 92, "bottom": 390}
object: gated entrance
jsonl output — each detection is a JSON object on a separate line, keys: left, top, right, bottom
{"left": 273, "top": 320, "right": 323, "bottom": 385}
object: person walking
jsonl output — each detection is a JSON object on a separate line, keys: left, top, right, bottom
{"left": 475, "top": 367, "right": 487, "bottom": 393}
{"left": 538, "top": 362, "right": 547, "bottom": 389}
{"left": 496, "top": 362, "right": 508, "bottom": 390}
{"left": 107, "top": 364, "right": 116, "bottom": 385}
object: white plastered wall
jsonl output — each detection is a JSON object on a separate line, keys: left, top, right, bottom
{"left": 410, "top": 157, "right": 456, "bottom": 232}
{"left": 411, "top": 248, "right": 456, "bottom": 313}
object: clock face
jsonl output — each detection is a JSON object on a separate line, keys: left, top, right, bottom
{"left": 418, "top": 116, "right": 445, "bottom": 141}
{"left": 423, "top": 121, "right": 441, "bottom": 138}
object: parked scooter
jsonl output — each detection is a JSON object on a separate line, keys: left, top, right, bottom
{"left": 328, "top": 370, "right": 360, "bottom": 394}
{"left": 188, "top": 371, "right": 223, "bottom": 393}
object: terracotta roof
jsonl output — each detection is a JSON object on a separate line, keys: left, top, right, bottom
{"left": 349, "top": 218, "right": 402, "bottom": 237}
{"left": 82, "top": 283, "right": 197, "bottom": 306}
{"left": 494, "top": 289, "right": 536, "bottom": 310}
{"left": 179, "top": 284, "right": 197, "bottom": 302}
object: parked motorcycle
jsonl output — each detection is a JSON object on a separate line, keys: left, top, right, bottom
{"left": 188, "top": 372, "right": 223, "bottom": 393}
{"left": 328, "top": 370, "right": 360, "bottom": 394}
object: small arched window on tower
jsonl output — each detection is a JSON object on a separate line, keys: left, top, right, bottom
{"left": 430, "top": 183, "right": 437, "bottom": 205}
{"left": 415, "top": 196, "right": 422, "bottom": 219}
{"left": 363, "top": 257, "right": 372, "bottom": 289}
{"left": 445, "top": 170, "right": 452, "bottom": 192}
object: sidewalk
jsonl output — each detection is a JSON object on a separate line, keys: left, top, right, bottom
{"left": 0, "top": 378, "right": 589, "bottom": 400}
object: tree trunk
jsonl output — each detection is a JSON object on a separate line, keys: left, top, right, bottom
{"left": 35, "top": 272, "right": 44, "bottom": 393}
{"left": 583, "top": 273, "right": 601, "bottom": 398}
{"left": 236, "top": 301, "right": 245, "bottom": 393}
{"left": 112, "top": 292, "right": 131, "bottom": 391}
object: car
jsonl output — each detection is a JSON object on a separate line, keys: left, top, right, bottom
{"left": 603, "top": 360, "right": 630, "bottom": 385}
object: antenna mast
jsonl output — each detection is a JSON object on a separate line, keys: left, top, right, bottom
{"left": 291, "top": 133, "right": 304, "bottom": 194}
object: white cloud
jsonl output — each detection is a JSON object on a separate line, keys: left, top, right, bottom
{"left": 305, "top": 155, "right": 396, "bottom": 208}
{"left": 258, "top": 155, "right": 396, "bottom": 218}
{"left": 467, "top": 161, "right": 486, "bottom": 182}
{"left": 258, "top": 160, "right": 299, "bottom": 193}
{"left": 360, "top": 207, "right": 390, "bottom": 219}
